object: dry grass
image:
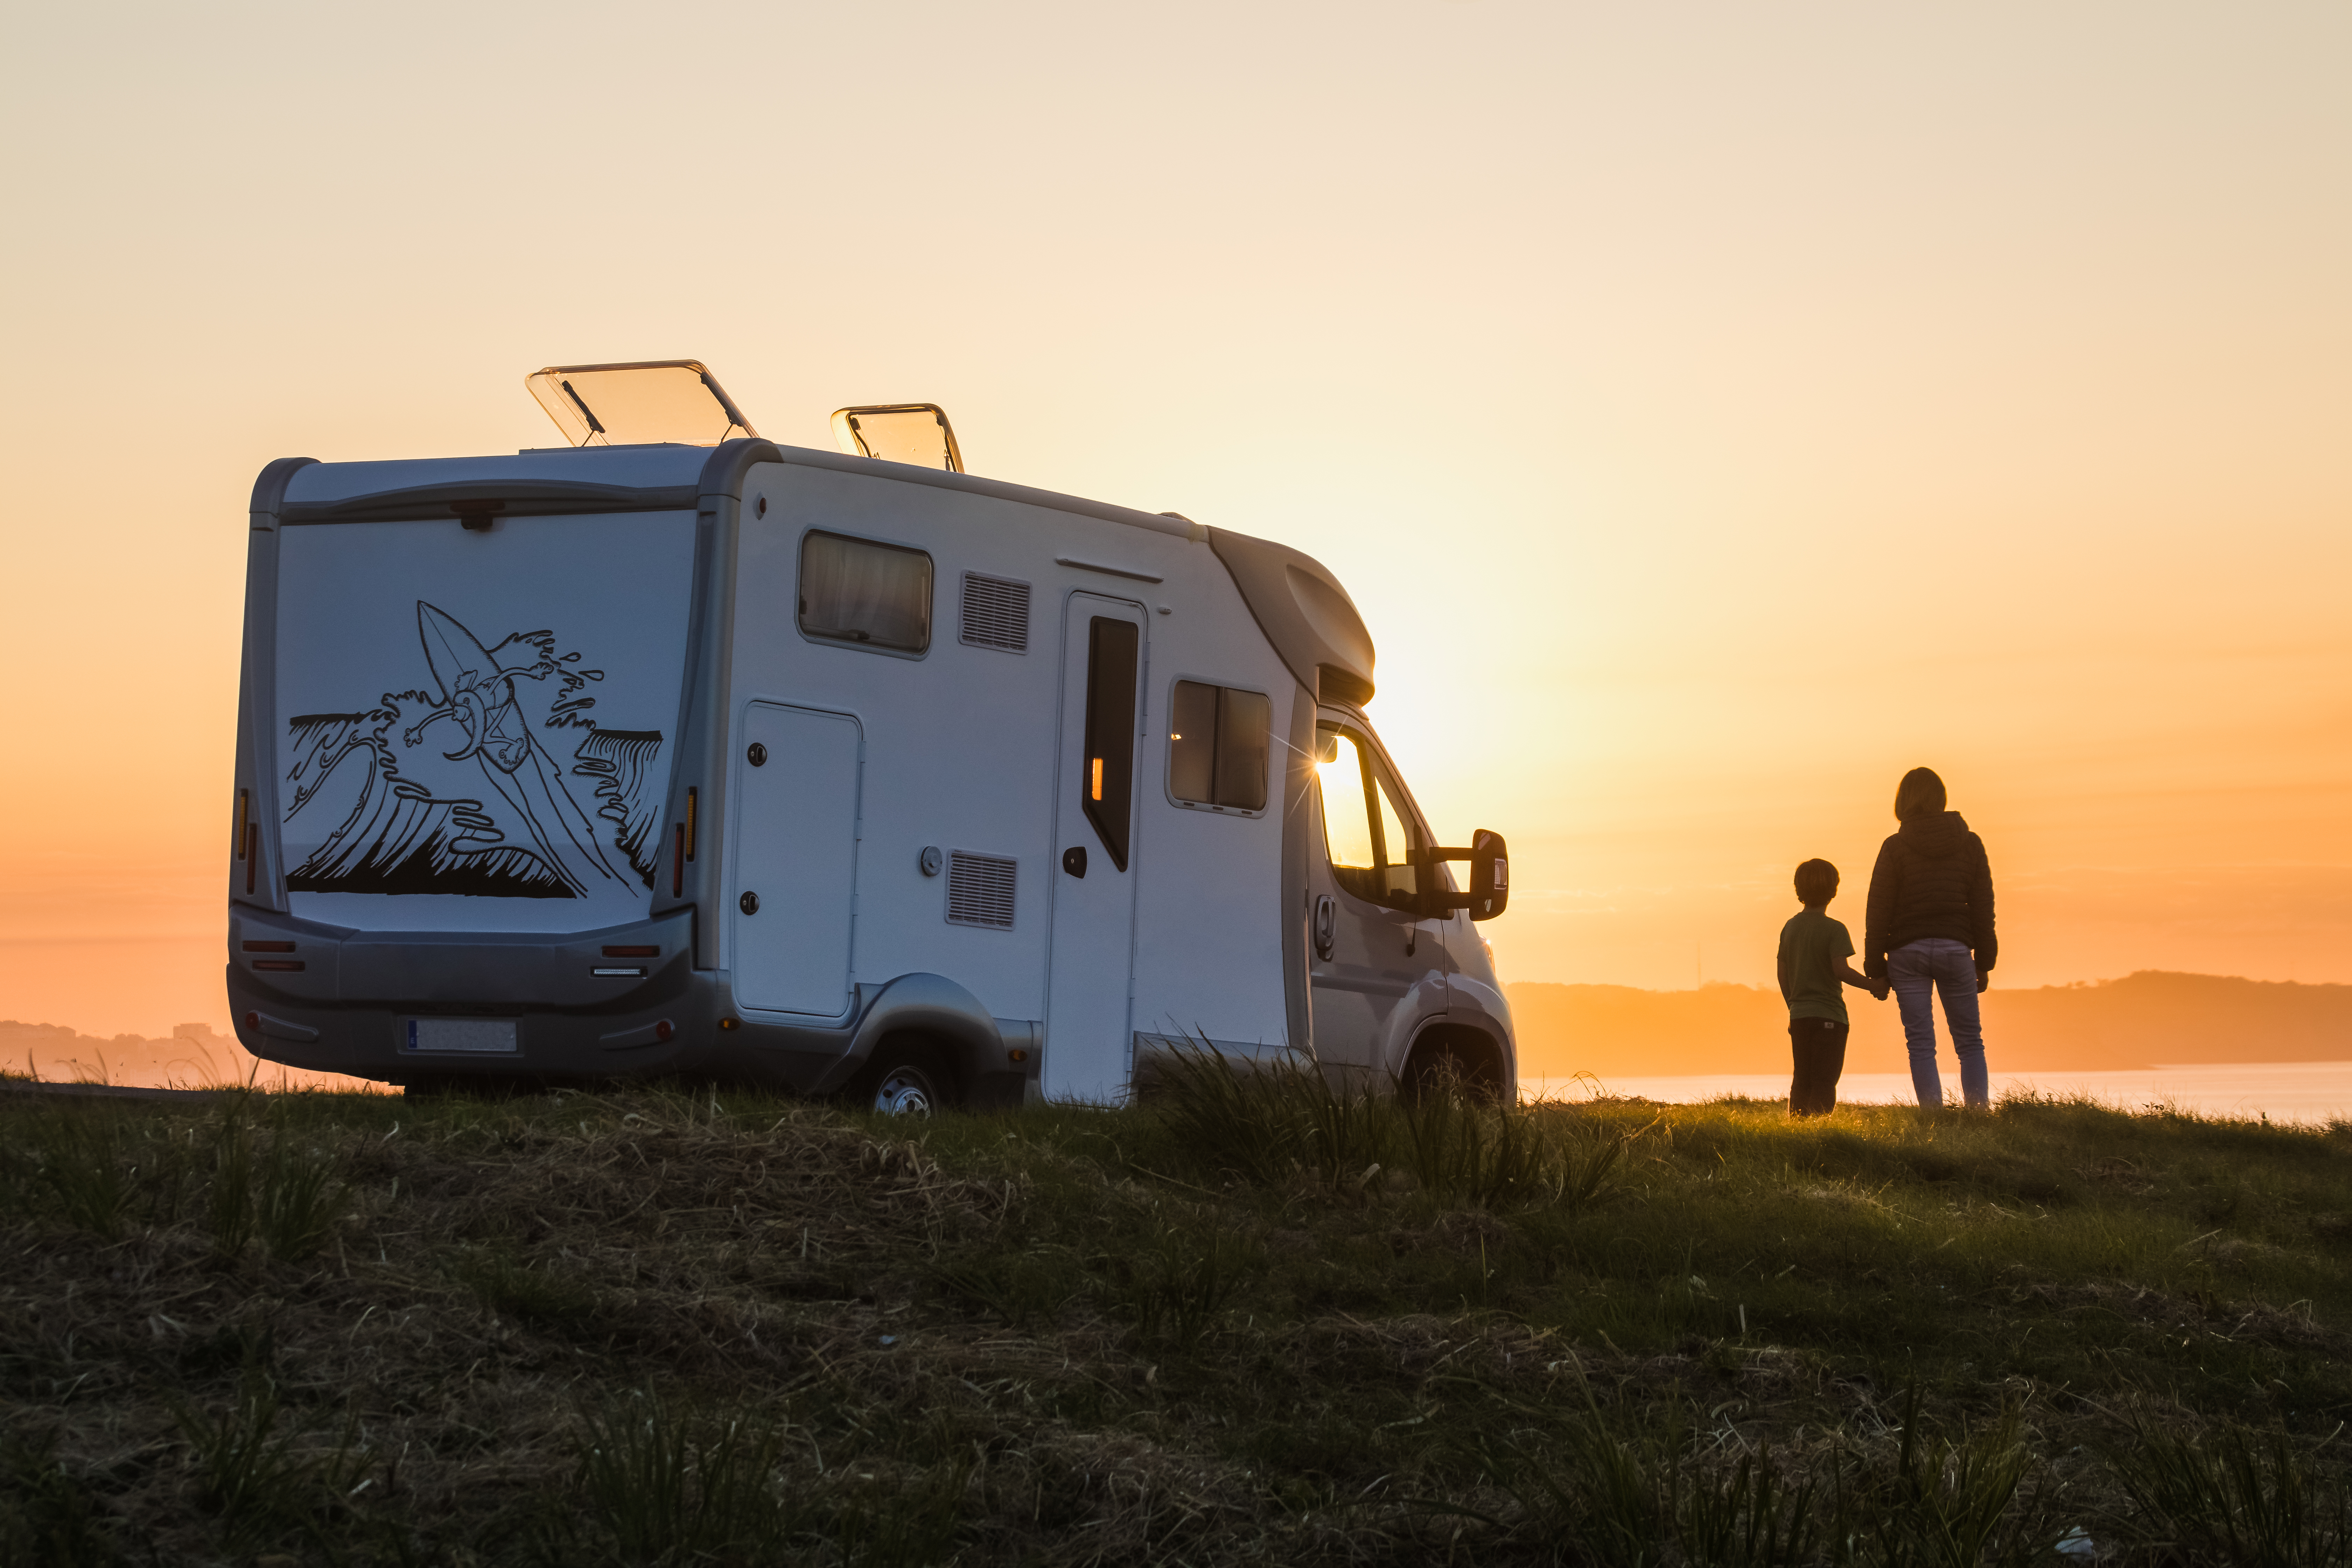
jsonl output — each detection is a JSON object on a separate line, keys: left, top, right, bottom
{"left": 5, "top": 1075, "right": 2352, "bottom": 1564}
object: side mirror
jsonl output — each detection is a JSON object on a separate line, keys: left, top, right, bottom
{"left": 1464, "top": 829, "right": 1508, "bottom": 920}
{"left": 1418, "top": 829, "right": 1510, "bottom": 921}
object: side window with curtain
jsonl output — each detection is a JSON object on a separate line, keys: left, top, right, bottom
{"left": 1081, "top": 617, "right": 1139, "bottom": 870}
{"left": 798, "top": 531, "right": 932, "bottom": 653}
{"left": 1167, "top": 680, "right": 1270, "bottom": 812}
{"left": 1315, "top": 724, "right": 1420, "bottom": 910}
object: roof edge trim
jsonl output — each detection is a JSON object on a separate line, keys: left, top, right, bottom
{"left": 769, "top": 444, "right": 1204, "bottom": 542}
{"left": 249, "top": 457, "right": 319, "bottom": 530}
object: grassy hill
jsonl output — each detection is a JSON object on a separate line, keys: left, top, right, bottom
{"left": 8, "top": 1070, "right": 2352, "bottom": 1563}
{"left": 1510, "top": 971, "right": 2352, "bottom": 1078}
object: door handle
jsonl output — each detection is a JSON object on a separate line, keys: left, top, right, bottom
{"left": 1312, "top": 894, "right": 1336, "bottom": 960}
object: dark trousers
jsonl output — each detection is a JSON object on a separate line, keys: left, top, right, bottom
{"left": 1788, "top": 1016, "right": 1849, "bottom": 1117}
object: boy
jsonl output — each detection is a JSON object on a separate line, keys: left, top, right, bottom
{"left": 1778, "top": 858, "right": 1886, "bottom": 1116}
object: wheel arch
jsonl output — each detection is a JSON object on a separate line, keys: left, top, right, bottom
{"left": 841, "top": 972, "right": 1003, "bottom": 1092}
{"left": 1400, "top": 1021, "right": 1513, "bottom": 1104}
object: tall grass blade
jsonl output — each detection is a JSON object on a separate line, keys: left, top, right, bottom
{"left": 172, "top": 1373, "right": 368, "bottom": 1549}
{"left": 569, "top": 1388, "right": 799, "bottom": 1561}
{"left": 2110, "top": 1421, "right": 2352, "bottom": 1567}
{"left": 0, "top": 1429, "right": 119, "bottom": 1568}
{"left": 254, "top": 1121, "right": 347, "bottom": 1262}
{"left": 207, "top": 1111, "right": 255, "bottom": 1258}
{"left": 25, "top": 1115, "right": 136, "bottom": 1238}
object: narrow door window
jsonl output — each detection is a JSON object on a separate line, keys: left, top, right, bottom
{"left": 1080, "top": 617, "right": 1139, "bottom": 869}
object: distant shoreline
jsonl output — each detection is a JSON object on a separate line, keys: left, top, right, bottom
{"left": 1511, "top": 970, "right": 2352, "bottom": 1076}
{"left": 8, "top": 967, "right": 2351, "bottom": 1095}
{"left": 1523, "top": 1059, "right": 2352, "bottom": 1125}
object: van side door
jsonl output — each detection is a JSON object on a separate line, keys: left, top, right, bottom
{"left": 1305, "top": 716, "right": 1451, "bottom": 1081}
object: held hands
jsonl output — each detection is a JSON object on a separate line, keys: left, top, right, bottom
{"left": 1870, "top": 979, "right": 1890, "bottom": 1002}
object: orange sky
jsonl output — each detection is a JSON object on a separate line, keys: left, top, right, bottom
{"left": 1, "top": 2, "right": 2347, "bottom": 1036}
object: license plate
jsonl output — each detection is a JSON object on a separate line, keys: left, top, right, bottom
{"left": 404, "top": 1018, "right": 519, "bottom": 1055}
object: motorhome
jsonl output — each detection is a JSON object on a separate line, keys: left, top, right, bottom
{"left": 227, "top": 363, "right": 1514, "bottom": 1107}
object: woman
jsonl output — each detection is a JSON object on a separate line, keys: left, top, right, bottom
{"left": 1863, "top": 767, "right": 1997, "bottom": 1108}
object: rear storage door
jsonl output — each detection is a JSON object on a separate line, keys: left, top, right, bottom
{"left": 732, "top": 703, "right": 862, "bottom": 1017}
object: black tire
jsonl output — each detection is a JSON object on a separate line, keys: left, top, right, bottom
{"left": 1399, "top": 1039, "right": 1504, "bottom": 1106}
{"left": 850, "top": 1039, "right": 961, "bottom": 1115}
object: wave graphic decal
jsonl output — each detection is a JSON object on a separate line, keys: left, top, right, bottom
{"left": 283, "top": 603, "right": 665, "bottom": 901}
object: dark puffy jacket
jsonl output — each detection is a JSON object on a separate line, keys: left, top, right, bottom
{"left": 1863, "top": 810, "right": 1996, "bottom": 980}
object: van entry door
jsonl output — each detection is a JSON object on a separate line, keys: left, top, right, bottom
{"left": 732, "top": 703, "right": 862, "bottom": 1017}
{"left": 1306, "top": 720, "right": 1450, "bottom": 1080}
{"left": 1044, "top": 593, "right": 1147, "bottom": 1102}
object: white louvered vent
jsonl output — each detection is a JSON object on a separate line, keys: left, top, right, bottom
{"left": 958, "top": 572, "right": 1031, "bottom": 652}
{"left": 945, "top": 850, "right": 1018, "bottom": 929}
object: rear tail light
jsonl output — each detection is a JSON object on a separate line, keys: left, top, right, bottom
{"left": 672, "top": 823, "right": 685, "bottom": 897}
{"left": 243, "top": 940, "right": 295, "bottom": 952}
{"left": 654, "top": 1020, "right": 674, "bottom": 1042}
{"left": 685, "top": 787, "right": 697, "bottom": 860}
{"left": 252, "top": 959, "right": 304, "bottom": 972}
{"left": 602, "top": 945, "right": 659, "bottom": 958}
{"left": 244, "top": 823, "right": 258, "bottom": 894}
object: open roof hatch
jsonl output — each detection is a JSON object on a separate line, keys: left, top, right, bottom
{"left": 830, "top": 404, "right": 964, "bottom": 472}
{"left": 526, "top": 361, "right": 757, "bottom": 447}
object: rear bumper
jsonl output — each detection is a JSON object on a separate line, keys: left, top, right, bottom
{"left": 225, "top": 904, "right": 1041, "bottom": 1102}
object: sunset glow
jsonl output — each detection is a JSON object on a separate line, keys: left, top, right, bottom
{"left": 2, "top": 1, "right": 2346, "bottom": 1044}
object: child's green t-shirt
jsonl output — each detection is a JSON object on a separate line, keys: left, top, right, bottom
{"left": 1778, "top": 909, "right": 1854, "bottom": 1025}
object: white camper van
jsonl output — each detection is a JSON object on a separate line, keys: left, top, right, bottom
{"left": 227, "top": 364, "right": 1514, "bottom": 1107}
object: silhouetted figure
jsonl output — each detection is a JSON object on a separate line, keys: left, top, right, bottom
{"left": 1777, "top": 858, "right": 1887, "bottom": 1116}
{"left": 1864, "top": 767, "right": 1997, "bottom": 1108}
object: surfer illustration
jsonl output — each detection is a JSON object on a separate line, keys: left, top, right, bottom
{"left": 399, "top": 602, "right": 630, "bottom": 898}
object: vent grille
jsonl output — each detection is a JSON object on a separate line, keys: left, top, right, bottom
{"left": 958, "top": 572, "right": 1031, "bottom": 652}
{"left": 946, "top": 850, "right": 1018, "bottom": 929}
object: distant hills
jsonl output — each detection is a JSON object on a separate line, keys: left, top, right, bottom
{"left": 9, "top": 971, "right": 2348, "bottom": 1092}
{"left": 1508, "top": 972, "right": 2352, "bottom": 1078}
{"left": 0, "top": 1020, "right": 362, "bottom": 1091}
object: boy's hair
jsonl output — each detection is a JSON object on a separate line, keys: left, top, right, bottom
{"left": 1895, "top": 766, "right": 1947, "bottom": 820}
{"left": 1794, "top": 859, "right": 1839, "bottom": 905}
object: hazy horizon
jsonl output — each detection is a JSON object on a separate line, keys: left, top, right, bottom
{"left": 12, "top": 968, "right": 2348, "bottom": 1097}
{"left": 3, "top": 2, "right": 2346, "bottom": 1034}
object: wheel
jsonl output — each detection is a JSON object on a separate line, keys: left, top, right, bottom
{"left": 851, "top": 1040, "right": 960, "bottom": 1115}
{"left": 1399, "top": 1037, "right": 1504, "bottom": 1106}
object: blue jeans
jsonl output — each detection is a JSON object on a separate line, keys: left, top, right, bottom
{"left": 1891, "top": 938, "right": 1987, "bottom": 1107}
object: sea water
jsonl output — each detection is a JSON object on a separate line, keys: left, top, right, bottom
{"left": 1522, "top": 1061, "right": 2352, "bottom": 1126}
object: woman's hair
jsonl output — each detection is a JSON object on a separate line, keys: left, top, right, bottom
{"left": 1794, "top": 859, "right": 1839, "bottom": 905}
{"left": 1894, "top": 766, "right": 1947, "bottom": 821}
